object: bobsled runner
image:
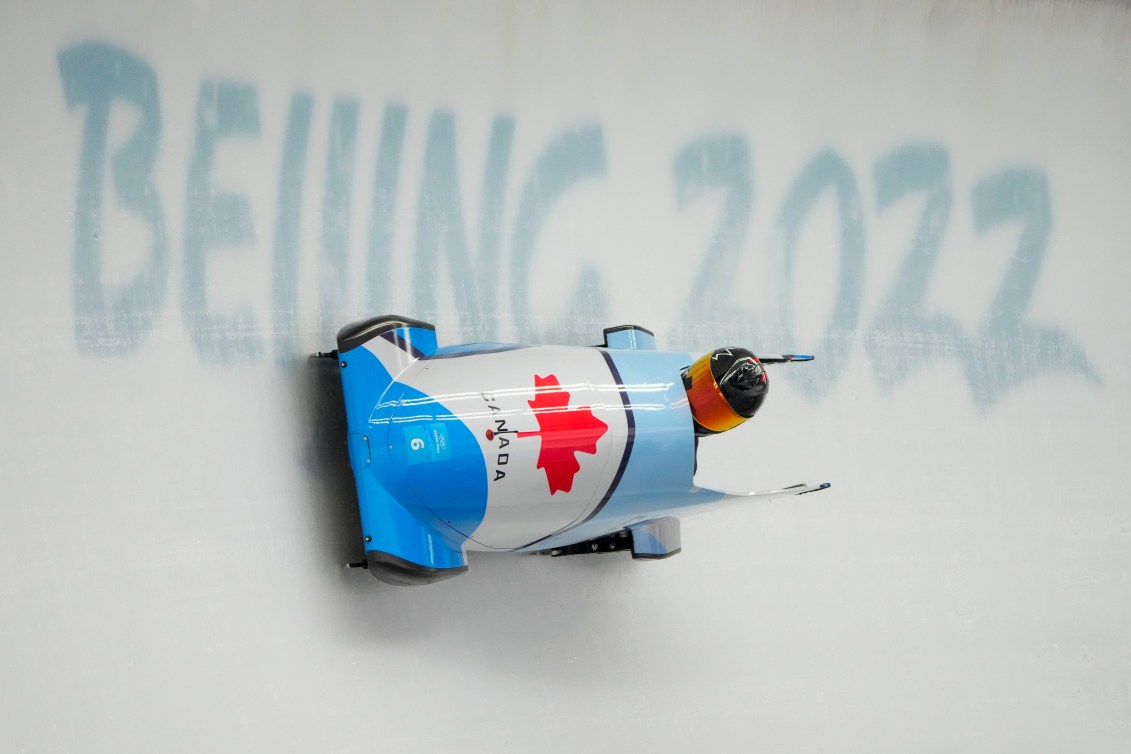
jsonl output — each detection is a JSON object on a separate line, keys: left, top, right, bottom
{"left": 317, "top": 315, "right": 829, "bottom": 586}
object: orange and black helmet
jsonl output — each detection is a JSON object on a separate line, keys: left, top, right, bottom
{"left": 682, "top": 348, "right": 768, "bottom": 436}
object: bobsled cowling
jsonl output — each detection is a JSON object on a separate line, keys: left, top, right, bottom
{"left": 332, "top": 315, "right": 827, "bottom": 586}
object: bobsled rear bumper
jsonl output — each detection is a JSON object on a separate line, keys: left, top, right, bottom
{"left": 365, "top": 550, "right": 467, "bottom": 587}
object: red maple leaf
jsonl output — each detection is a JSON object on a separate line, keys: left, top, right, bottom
{"left": 517, "top": 374, "right": 609, "bottom": 494}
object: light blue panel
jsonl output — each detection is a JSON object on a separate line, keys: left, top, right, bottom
{"left": 599, "top": 349, "right": 704, "bottom": 515}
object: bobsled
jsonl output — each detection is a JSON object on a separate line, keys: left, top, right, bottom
{"left": 319, "top": 315, "right": 829, "bottom": 586}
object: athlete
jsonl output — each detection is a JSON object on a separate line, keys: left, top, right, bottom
{"left": 683, "top": 347, "right": 769, "bottom": 437}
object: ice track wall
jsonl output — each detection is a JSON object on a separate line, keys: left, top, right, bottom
{"left": 1, "top": 2, "right": 1129, "bottom": 751}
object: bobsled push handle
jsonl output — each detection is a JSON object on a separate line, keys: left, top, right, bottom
{"left": 602, "top": 325, "right": 656, "bottom": 350}
{"left": 753, "top": 353, "right": 813, "bottom": 364}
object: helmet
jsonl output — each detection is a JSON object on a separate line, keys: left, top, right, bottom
{"left": 682, "top": 347, "right": 768, "bottom": 435}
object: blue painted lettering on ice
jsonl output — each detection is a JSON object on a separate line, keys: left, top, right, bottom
{"left": 183, "top": 80, "right": 262, "bottom": 364}
{"left": 56, "top": 41, "right": 1098, "bottom": 408}
{"left": 58, "top": 42, "right": 168, "bottom": 356}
